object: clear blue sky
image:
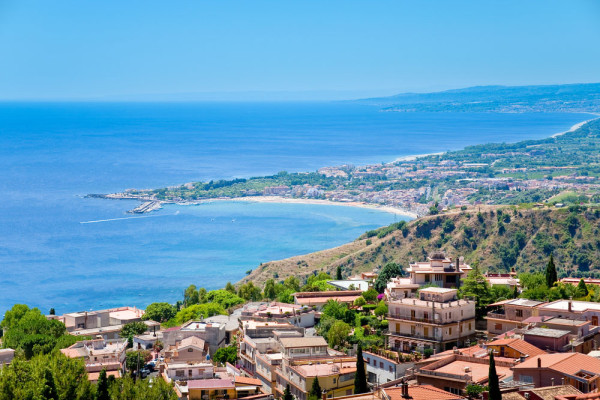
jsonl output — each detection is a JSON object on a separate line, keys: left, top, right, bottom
{"left": 1, "top": 0, "right": 599, "bottom": 100}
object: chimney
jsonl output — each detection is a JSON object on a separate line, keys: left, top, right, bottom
{"left": 456, "top": 257, "right": 460, "bottom": 271}
{"left": 537, "top": 357, "right": 541, "bottom": 368}
{"left": 402, "top": 381, "right": 409, "bottom": 398}
{"left": 322, "top": 390, "right": 327, "bottom": 400}
{"left": 568, "top": 300, "right": 572, "bottom": 313}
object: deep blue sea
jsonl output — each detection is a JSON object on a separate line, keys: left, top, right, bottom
{"left": 0, "top": 102, "right": 591, "bottom": 315}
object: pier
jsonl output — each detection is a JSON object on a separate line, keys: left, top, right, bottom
{"left": 128, "top": 201, "right": 163, "bottom": 214}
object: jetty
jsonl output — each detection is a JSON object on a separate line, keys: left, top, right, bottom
{"left": 128, "top": 201, "right": 162, "bottom": 214}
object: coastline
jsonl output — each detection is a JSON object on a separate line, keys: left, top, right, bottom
{"left": 191, "top": 196, "right": 418, "bottom": 218}
{"left": 551, "top": 114, "right": 600, "bottom": 138}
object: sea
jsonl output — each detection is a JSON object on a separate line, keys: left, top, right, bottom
{"left": 0, "top": 101, "right": 591, "bottom": 316}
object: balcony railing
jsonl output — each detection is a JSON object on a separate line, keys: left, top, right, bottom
{"left": 388, "top": 331, "right": 442, "bottom": 341}
{"left": 388, "top": 314, "right": 435, "bottom": 323}
{"left": 486, "top": 312, "right": 507, "bottom": 320}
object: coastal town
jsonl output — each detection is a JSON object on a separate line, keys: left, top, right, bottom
{"left": 98, "top": 118, "right": 600, "bottom": 218}
{"left": 5, "top": 251, "right": 600, "bottom": 399}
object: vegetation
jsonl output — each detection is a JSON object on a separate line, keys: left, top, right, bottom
{"left": 545, "top": 254, "right": 558, "bottom": 288}
{"left": 213, "top": 345, "right": 237, "bottom": 365}
{"left": 142, "top": 303, "right": 176, "bottom": 323}
{"left": 354, "top": 344, "right": 368, "bottom": 394}
{"left": 308, "top": 377, "right": 322, "bottom": 400}
{"left": 120, "top": 322, "right": 148, "bottom": 339}
{"left": 488, "top": 351, "right": 501, "bottom": 400}
{"left": 374, "top": 263, "right": 402, "bottom": 293}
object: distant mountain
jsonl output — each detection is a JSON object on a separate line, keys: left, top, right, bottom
{"left": 355, "top": 83, "right": 600, "bottom": 113}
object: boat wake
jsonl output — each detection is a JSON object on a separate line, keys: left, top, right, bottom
{"left": 80, "top": 211, "right": 179, "bottom": 224}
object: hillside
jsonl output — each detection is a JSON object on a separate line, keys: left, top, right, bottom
{"left": 241, "top": 204, "right": 600, "bottom": 286}
{"left": 355, "top": 83, "right": 600, "bottom": 113}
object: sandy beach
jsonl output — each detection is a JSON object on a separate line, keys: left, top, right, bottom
{"left": 179, "top": 196, "right": 418, "bottom": 218}
{"left": 551, "top": 115, "right": 600, "bottom": 138}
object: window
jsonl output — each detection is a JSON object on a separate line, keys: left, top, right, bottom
{"left": 175, "top": 370, "right": 185, "bottom": 377}
{"left": 469, "top": 323, "right": 472, "bottom": 331}
{"left": 448, "top": 327, "right": 452, "bottom": 335}
{"left": 495, "top": 323, "right": 502, "bottom": 331}
{"left": 188, "top": 348, "right": 194, "bottom": 352}
{"left": 389, "top": 366, "right": 393, "bottom": 373}
{"left": 425, "top": 274, "right": 430, "bottom": 283}
{"left": 516, "top": 309, "right": 523, "bottom": 318}
{"left": 333, "top": 378, "right": 337, "bottom": 384}
{"left": 380, "top": 361, "right": 384, "bottom": 368}
{"left": 366, "top": 357, "right": 370, "bottom": 363}
{"left": 435, "top": 274, "right": 443, "bottom": 281}
{"left": 520, "top": 375, "right": 533, "bottom": 383}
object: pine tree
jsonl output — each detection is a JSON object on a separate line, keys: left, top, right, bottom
{"left": 545, "top": 254, "right": 558, "bottom": 288}
{"left": 354, "top": 343, "right": 368, "bottom": 394}
{"left": 336, "top": 266, "right": 343, "bottom": 280}
{"left": 488, "top": 351, "right": 501, "bottom": 400}
{"left": 96, "top": 369, "right": 110, "bottom": 400}
{"left": 309, "top": 376, "right": 322, "bottom": 400}
{"left": 577, "top": 278, "right": 589, "bottom": 297}
{"left": 40, "top": 368, "right": 58, "bottom": 400}
{"left": 284, "top": 384, "right": 294, "bottom": 400}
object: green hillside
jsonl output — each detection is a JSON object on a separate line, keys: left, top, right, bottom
{"left": 242, "top": 204, "right": 600, "bottom": 286}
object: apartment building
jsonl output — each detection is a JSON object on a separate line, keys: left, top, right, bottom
{"left": 537, "top": 300, "right": 600, "bottom": 325}
{"left": 486, "top": 298, "right": 545, "bottom": 335}
{"left": 240, "top": 302, "right": 316, "bottom": 328}
{"left": 164, "top": 336, "right": 208, "bottom": 363}
{"left": 60, "top": 338, "right": 127, "bottom": 379}
{"left": 293, "top": 291, "right": 363, "bottom": 308}
{"left": 387, "top": 288, "right": 476, "bottom": 352}
{"left": 363, "top": 351, "right": 413, "bottom": 384}
{"left": 163, "top": 320, "right": 227, "bottom": 355}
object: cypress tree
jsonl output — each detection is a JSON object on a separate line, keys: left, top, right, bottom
{"left": 545, "top": 255, "right": 558, "bottom": 288}
{"left": 512, "top": 285, "right": 519, "bottom": 299}
{"left": 40, "top": 368, "right": 58, "bottom": 400}
{"left": 284, "top": 384, "right": 294, "bottom": 400}
{"left": 488, "top": 351, "right": 501, "bottom": 400}
{"left": 309, "top": 376, "right": 322, "bottom": 400}
{"left": 354, "top": 343, "right": 368, "bottom": 394}
{"left": 336, "top": 266, "right": 343, "bottom": 280}
{"left": 96, "top": 369, "right": 110, "bottom": 400}
{"left": 577, "top": 278, "right": 589, "bottom": 297}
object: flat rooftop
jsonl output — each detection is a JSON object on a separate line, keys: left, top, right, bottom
{"left": 431, "top": 359, "right": 512, "bottom": 384}
{"left": 540, "top": 300, "right": 600, "bottom": 312}
{"left": 523, "top": 327, "right": 570, "bottom": 338}
{"left": 292, "top": 361, "right": 356, "bottom": 378}
{"left": 420, "top": 287, "right": 456, "bottom": 293}
{"left": 507, "top": 298, "right": 545, "bottom": 307}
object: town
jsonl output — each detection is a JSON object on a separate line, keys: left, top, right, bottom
{"left": 4, "top": 251, "right": 600, "bottom": 400}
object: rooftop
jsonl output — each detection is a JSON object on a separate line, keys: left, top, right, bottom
{"left": 540, "top": 300, "right": 600, "bottom": 312}
{"left": 487, "top": 338, "right": 546, "bottom": 357}
{"left": 514, "top": 353, "right": 600, "bottom": 376}
{"left": 384, "top": 385, "right": 465, "bottom": 400}
{"left": 278, "top": 336, "right": 328, "bottom": 348}
{"left": 181, "top": 320, "right": 221, "bottom": 331}
{"left": 187, "top": 378, "right": 235, "bottom": 390}
{"left": 420, "top": 287, "right": 456, "bottom": 294}
{"left": 292, "top": 361, "right": 356, "bottom": 377}
{"left": 523, "top": 327, "right": 570, "bottom": 338}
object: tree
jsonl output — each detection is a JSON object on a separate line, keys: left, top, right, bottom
{"left": 184, "top": 284, "right": 201, "bottom": 307}
{"left": 336, "top": 266, "right": 343, "bottom": 280}
{"left": 142, "top": 303, "right": 176, "bottom": 323}
{"left": 225, "top": 282, "right": 237, "bottom": 294}
{"left": 374, "top": 301, "right": 388, "bottom": 318}
{"left": 120, "top": 321, "right": 147, "bottom": 338}
{"left": 283, "top": 276, "right": 300, "bottom": 292}
{"left": 309, "top": 377, "right": 322, "bottom": 400}
{"left": 238, "top": 282, "right": 262, "bottom": 301}
{"left": 577, "top": 278, "right": 589, "bottom": 298}
{"left": 49, "top": 308, "right": 55, "bottom": 316}
{"left": 213, "top": 345, "right": 237, "bottom": 365}
{"left": 488, "top": 351, "right": 501, "bottom": 400}
{"left": 96, "top": 369, "right": 110, "bottom": 400}
{"left": 263, "top": 279, "right": 278, "bottom": 300}
{"left": 545, "top": 255, "right": 558, "bottom": 288}
{"left": 40, "top": 368, "right": 59, "bottom": 400}
{"left": 206, "top": 290, "right": 245, "bottom": 308}
{"left": 465, "top": 384, "right": 484, "bottom": 400}
{"left": 125, "top": 350, "right": 152, "bottom": 373}
{"left": 354, "top": 343, "right": 368, "bottom": 394}
{"left": 327, "top": 320, "right": 351, "bottom": 348}
{"left": 374, "top": 263, "right": 403, "bottom": 293}
{"left": 353, "top": 297, "right": 366, "bottom": 308}
{"left": 513, "top": 285, "right": 519, "bottom": 299}
{"left": 284, "top": 384, "right": 294, "bottom": 400}
{"left": 362, "top": 288, "right": 379, "bottom": 303}
{"left": 174, "top": 303, "right": 226, "bottom": 325}
{"left": 459, "top": 266, "right": 492, "bottom": 317}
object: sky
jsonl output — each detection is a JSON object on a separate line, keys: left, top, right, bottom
{"left": 0, "top": 0, "right": 599, "bottom": 100}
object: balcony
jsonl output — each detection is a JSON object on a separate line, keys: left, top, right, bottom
{"left": 388, "top": 314, "right": 435, "bottom": 324}
{"left": 486, "top": 312, "right": 507, "bottom": 320}
{"left": 388, "top": 331, "right": 442, "bottom": 342}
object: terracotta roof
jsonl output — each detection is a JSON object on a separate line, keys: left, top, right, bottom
{"left": 278, "top": 336, "right": 328, "bottom": 348}
{"left": 178, "top": 336, "right": 205, "bottom": 350}
{"left": 501, "top": 393, "right": 526, "bottom": 400}
{"left": 514, "top": 353, "right": 600, "bottom": 376}
{"left": 235, "top": 376, "right": 263, "bottom": 386}
{"left": 385, "top": 385, "right": 466, "bottom": 400}
{"left": 188, "top": 378, "right": 235, "bottom": 389}
{"left": 487, "top": 338, "right": 546, "bottom": 357}
{"left": 529, "top": 385, "right": 582, "bottom": 400}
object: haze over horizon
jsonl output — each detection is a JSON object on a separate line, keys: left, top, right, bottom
{"left": 1, "top": 0, "right": 600, "bottom": 101}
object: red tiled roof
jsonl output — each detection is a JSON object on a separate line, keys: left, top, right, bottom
{"left": 514, "top": 353, "right": 600, "bottom": 376}
{"left": 487, "top": 338, "right": 546, "bottom": 357}
{"left": 385, "top": 385, "right": 465, "bottom": 400}
{"left": 235, "top": 376, "right": 262, "bottom": 386}
{"left": 188, "top": 378, "right": 235, "bottom": 389}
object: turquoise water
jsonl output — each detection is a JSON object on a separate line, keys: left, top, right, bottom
{"left": 0, "top": 102, "right": 591, "bottom": 315}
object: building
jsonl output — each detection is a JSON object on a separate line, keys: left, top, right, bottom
{"left": 163, "top": 320, "right": 227, "bottom": 355}
{"left": 383, "top": 384, "right": 466, "bottom": 400}
{"left": 175, "top": 378, "right": 238, "bottom": 400}
{"left": 274, "top": 335, "right": 357, "bottom": 400}
{"left": 415, "top": 354, "right": 514, "bottom": 396}
{"left": 486, "top": 298, "right": 545, "bottom": 335}
{"left": 133, "top": 332, "right": 161, "bottom": 350}
{"left": 60, "top": 338, "right": 127, "bottom": 379}
{"left": 512, "top": 353, "right": 600, "bottom": 393}
{"left": 522, "top": 327, "right": 571, "bottom": 352}
{"left": 59, "top": 306, "right": 160, "bottom": 340}
{"left": 387, "top": 288, "right": 476, "bottom": 352}
{"left": 500, "top": 385, "right": 582, "bottom": 400}
{"left": 405, "top": 253, "right": 471, "bottom": 289}
{"left": 164, "top": 362, "right": 215, "bottom": 382}
{"left": 363, "top": 351, "right": 414, "bottom": 384}
{"left": 484, "top": 271, "right": 520, "bottom": 290}
{"left": 164, "top": 336, "right": 208, "bottom": 363}
{"left": 204, "top": 314, "right": 240, "bottom": 345}
{"left": 537, "top": 300, "right": 600, "bottom": 325}
{"left": 293, "top": 291, "right": 363, "bottom": 308}
{"left": 485, "top": 338, "right": 546, "bottom": 359}
{"left": 327, "top": 280, "right": 370, "bottom": 292}
{"left": 0, "top": 349, "right": 15, "bottom": 366}
{"left": 240, "top": 302, "right": 316, "bottom": 328}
